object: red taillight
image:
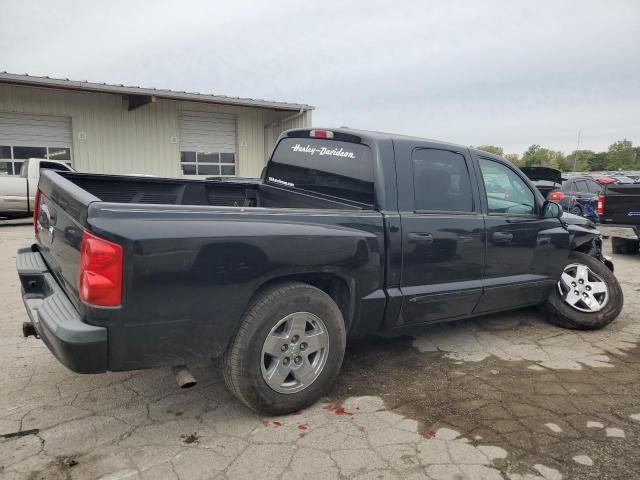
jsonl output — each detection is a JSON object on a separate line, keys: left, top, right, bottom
{"left": 548, "top": 191, "right": 565, "bottom": 202}
{"left": 597, "top": 195, "right": 604, "bottom": 216}
{"left": 79, "top": 231, "right": 123, "bottom": 307}
{"left": 33, "top": 189, "right": 42, "bottom": 235}
{"left": 309, "top": 129, "right": 334, "bottom": 139}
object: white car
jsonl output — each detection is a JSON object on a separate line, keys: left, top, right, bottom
{"left": 0, "top": 158, "right": 74, "bottom": 218}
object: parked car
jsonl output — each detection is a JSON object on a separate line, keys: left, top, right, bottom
{"left": 625, "top": 174, "right": 640, "bottom": 184}
{"left": 610, "top": 175, "right": 636, "bottom": 185}
{"left": 522, "top": 168, "right": 599, "bottom": 220}
{"left": 597, "top": 184, "right": 640, "bottom": 254}
{"left": 520, "top": 167, "right": 564, "bottom": 198}
{"left": 16, "top": 128, "right": 623, "bottom": 415}
{"left": 626, "top": 175, "right": 640, "bottom": 184}
{"left": 0, "top": 158, "right": 74, "bottom": 218}
{"left": 595, "top": 176, "right": 617, "bottom": 185}
{"left": 557, "top": 175, "right": 603, "bottom": 218}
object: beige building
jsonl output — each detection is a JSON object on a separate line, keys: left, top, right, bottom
{"left": 0, "top": 72, "right": 313, "bottom": 178}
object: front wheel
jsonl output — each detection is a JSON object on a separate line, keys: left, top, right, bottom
{"left": 542, "top": 252, "right": 623, "bottom": 330}
{"left": 223, "top": 281, "right": 346, "bottom": 415}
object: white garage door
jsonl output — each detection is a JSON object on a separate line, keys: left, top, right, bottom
{"left": 179, "top": 111, "right": 236, "bottom": 178}
{"left": 0, "top": 112, "right": 73, "bottom": 175}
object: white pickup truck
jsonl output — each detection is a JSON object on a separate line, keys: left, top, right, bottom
{"left": 0, "top": 158, "right": 74, "bottom": 218}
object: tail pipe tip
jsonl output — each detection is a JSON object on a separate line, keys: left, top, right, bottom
{"left": 22, "top": 322, "right": 38, "bottom": 338}
{"left": 173, "top": 365, "right": 196, "bottom": 389}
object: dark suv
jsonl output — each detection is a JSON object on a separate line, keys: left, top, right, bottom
{"left": 558, "top": 176, "right": 602, "bottom": 216}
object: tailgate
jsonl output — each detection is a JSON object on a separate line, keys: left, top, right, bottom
{"left": 602, "top": 185, "right": 640, "bottom": 225}
{"left": 35, "top": 170, "right": 100, "bottom": 311}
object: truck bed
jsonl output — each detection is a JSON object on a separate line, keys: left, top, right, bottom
{"left": 60, "top": 172, "right": 367, "bottom": 211}
{"left": 600, "top": 184, "right": 640, "bottom": 225}
{"left": 34, "top": 170, "right": 386, "bottom": 372}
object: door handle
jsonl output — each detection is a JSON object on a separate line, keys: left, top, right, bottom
{"left": 407, "top": 232, "right": 434, "bottom": 244}
{"left": 492, "top": 231, "right": 513, "bottom": 244}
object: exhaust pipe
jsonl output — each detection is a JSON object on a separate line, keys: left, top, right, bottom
{"left": 22, "top": 322, "right": 38, "bottom": 338}
{"left": 173, "top": 365, "right": 196, "bottom": 389}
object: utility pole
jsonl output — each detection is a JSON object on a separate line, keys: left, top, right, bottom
{"left": 573, "top": 130, "right": 581, "bottom": 172}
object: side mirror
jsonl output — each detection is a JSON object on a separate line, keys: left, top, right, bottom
{"left": 542, "top": 200, "right": 563, "bottom": 219}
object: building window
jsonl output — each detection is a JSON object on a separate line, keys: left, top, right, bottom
{"left": 0, "top": 145, "right": 73, "bottom": 175}
{"left": 180, "top": 151, "right": 236, "bottom": 178}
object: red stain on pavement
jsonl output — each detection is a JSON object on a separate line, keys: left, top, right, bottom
{"left": 297, "top": 423, "right": 309, "bottom": 430}
{"left": 422, "top": 430, "right": 436, "bottom": 438}
{"left": 298, "top": 432, "right": 305, "bottom": 438}
{"left": 322, "top": 404, "right": 354, "bottom": 416}
{"left": 334, "top": 406, "right": 353, "bottom": 416}
{"left": 273, "top": 421, "right": 283, "bottom": 427}
{"left": 261, "top": 420, "right": 269, "bottom": 427}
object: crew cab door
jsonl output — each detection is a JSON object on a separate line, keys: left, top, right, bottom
{"left": 394, "top": 142, "right": 485, "bottom": 325}
{"left": 473, "top": 155, "right": 570, "bottom": 312}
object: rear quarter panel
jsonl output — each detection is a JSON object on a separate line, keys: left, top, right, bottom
{"left": 87, "top": 203, "right": 385, "bottom": 370}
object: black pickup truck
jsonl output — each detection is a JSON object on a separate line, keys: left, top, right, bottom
{"left": 17, "top": 128, "right": 623, "bottom": 414}
{"left": 597, "top": 184, "right": 640, "bottom": 254}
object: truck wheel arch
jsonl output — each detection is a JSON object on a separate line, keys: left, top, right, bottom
{"left": 249, "top": 273, "right": 355, "bottom": 332}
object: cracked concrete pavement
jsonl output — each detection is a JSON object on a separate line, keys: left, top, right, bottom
{"left": 1, "top": 225, "right": 639, "bottom": 480}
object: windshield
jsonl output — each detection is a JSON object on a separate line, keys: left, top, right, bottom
{"left": 266, "top": 137, "right": 375, "bottom": 206}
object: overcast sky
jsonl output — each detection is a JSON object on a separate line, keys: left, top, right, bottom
{"left": 1, "top": 0, "right": 639, "bottom": 155}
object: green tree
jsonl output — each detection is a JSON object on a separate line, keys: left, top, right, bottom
{"left": 586, "top": 152, "right": 609, "bottom": 171}
{"left": 608, "top": 139, "right": 635, "bottom": 170}
{"left": 476, "top": 145, "right": 504, "bottom": 156}
{"left": 566, "top": 150, "right": 596, "bottom": 172}
{"left": 547, "top": 150, "right": 569, "bottom": 171}
{"left": 521, "top": 145, "right": 567, "bottom": 169}
{"left": 504, "top": 153, "right": 520, "bottom": 165}
{"left": 522, "top": 145, "right": 541, "bottom": 167}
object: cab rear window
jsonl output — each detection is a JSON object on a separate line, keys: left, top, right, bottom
{"left": 266, "top": 138, "right": 375, "bottom": 206}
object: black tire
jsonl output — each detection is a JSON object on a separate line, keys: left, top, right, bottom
{"left": 611, "top": 237, "right": 639, "bottom": 255}
{"left": 223, "top": 281, "right": 346, "bottom": 415}
{"left": 570, "top": 205, "right": 583, "bottom": 216}
{"left": 542, "top": 252, "right": 623, "bottom": 330}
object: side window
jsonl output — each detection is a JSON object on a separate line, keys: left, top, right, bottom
{"left": 479, "top": 158, "right": 535, "bottom": 215}
{"left": 587, "top": 180, "right": 602, "bottom": 194}
{"left": 574, "top": 180, "right": 588, "bottom": 192}
{"left": 412, "top": 149, "right": 473, "bottom": 212}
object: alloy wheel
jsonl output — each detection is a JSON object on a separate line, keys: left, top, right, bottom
{"left": 261, "top": 312, "right": 329, "bottom": 394}
{"left": 557, "top": 263, "right": 609, "bottom": 313}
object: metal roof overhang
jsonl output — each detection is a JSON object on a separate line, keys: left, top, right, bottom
{"left": 0, "top": 72, "right": 314, "bottom": 112}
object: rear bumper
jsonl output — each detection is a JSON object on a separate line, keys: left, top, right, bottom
{"left": 16, "top": 246, "right": 108, "bottom": 374}
{"left": 598, "top": 225, "right": 640, "bottom": 241}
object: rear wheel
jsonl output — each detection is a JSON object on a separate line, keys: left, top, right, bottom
{"left": 223, "top": 282, "right": 346, "bottom": 415}
{"left": 570, "top": 204, "right": 583, "bottom": 216}
{"left": 611, "top": 237, "right": 639, "bottom": 255}
{"left": 543, "top": 252, "right": 623, "bottom": 330}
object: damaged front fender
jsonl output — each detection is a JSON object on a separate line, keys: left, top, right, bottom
{"left": 562, "top": 213, "right": 612, "bottom": 271}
